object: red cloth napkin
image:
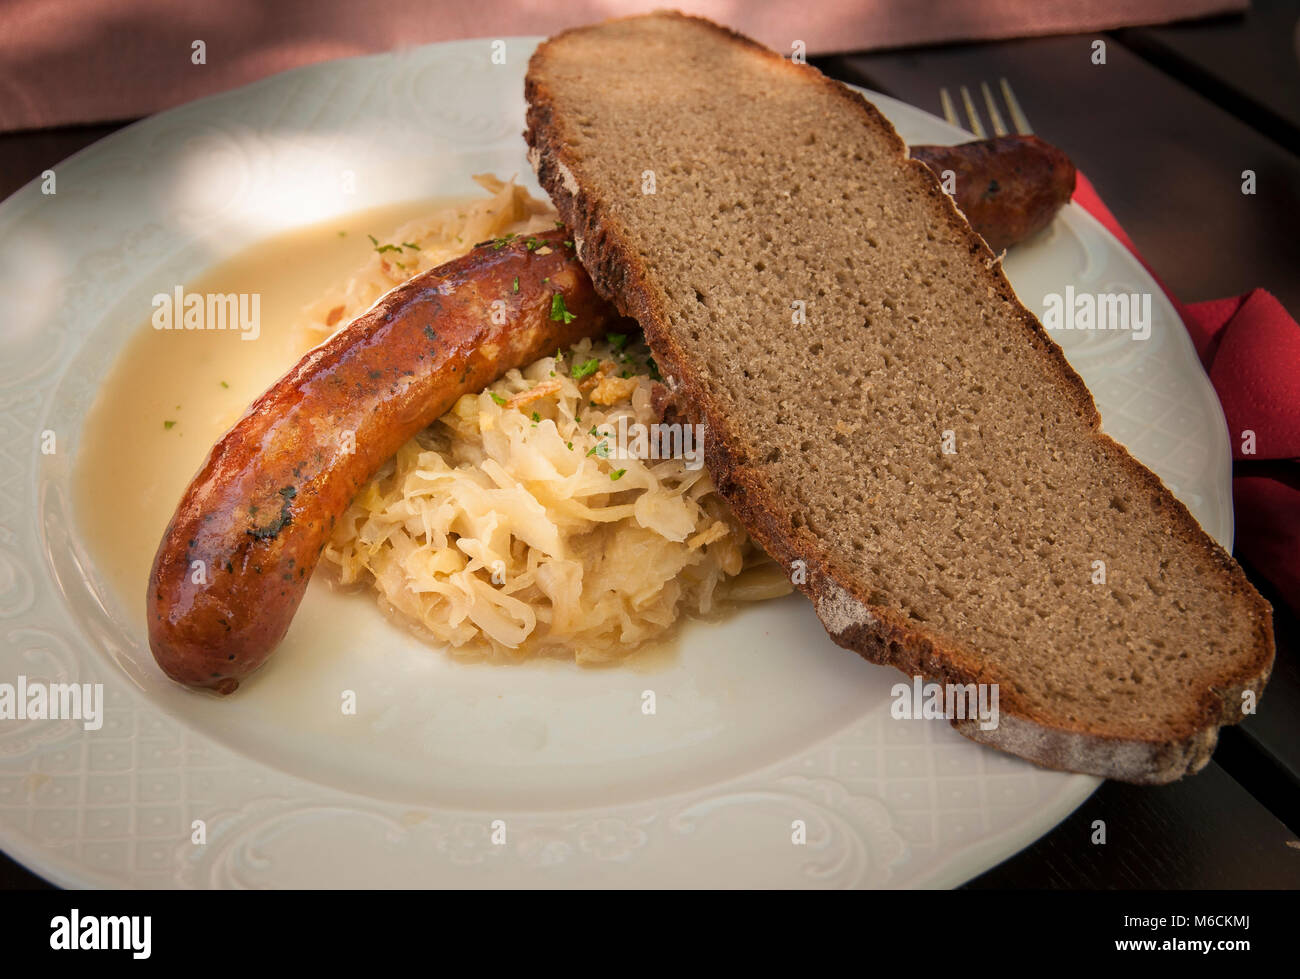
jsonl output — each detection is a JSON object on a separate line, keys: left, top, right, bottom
{"left": 1072, "top": 173, "right": 1300, "bottom": 616}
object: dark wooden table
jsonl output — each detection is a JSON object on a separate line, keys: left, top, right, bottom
{"left": 3, "top": 5, "right": 1299, "bottom": 889}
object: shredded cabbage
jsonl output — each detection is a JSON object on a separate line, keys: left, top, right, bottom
{"left": 311, "top": 179, "right": 791, "bottom": 662}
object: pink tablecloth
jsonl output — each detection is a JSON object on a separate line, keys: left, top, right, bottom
{"left": 0, "top": 0, "right": 1246, "bottom": 132}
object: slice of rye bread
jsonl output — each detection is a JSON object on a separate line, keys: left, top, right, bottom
{"left": 524, "top": 11, "right": 1274, "bottom": 782}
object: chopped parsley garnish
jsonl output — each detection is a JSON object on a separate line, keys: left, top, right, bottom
{"left": 490, "top": 392, "right": 508, "bottom": 406}
{"left": 525, "top": 236, "right": 543, "bottom": 251}
{"left": 163, "top": 420, "right": 177, "bottom": 430}
{"left": 219, "top": 380, "right": 229, "bottom": 389}
{"left": 566, "top": 441, "right": 574, "bottom": 450}
{"left": 646, "top": 356, "right": 662, "bottom": 381}
{"left": 564, "top": 240, "right": 574, "bottom": 249}
{"left": 531, "top": 412, "right": 541, "bottom": 422}
{"left": 402, "top": 241, "right": 420, "bottom": 250}
{"left": 572, "top": 357, "right": 599, "bottom": 380}
{"left": 586, "top": 441, "right": 611, "bottom": 459}
{"left": 512, "top": 276, "right": 519, "bottom": 293}
{"left": 490, "top": 233, "right": 517, "bottom": 250}
{"left": 368, "top": 233, "right": 404, "bottom": 255}
{"left": 551, "top": 292, "right": 578, "bottom": 326}
{"left": 554, "top": 220, "right": 565, "bottom": 229}
{"left": 606, "top": 332, "right": 628, "bottom": 352}
{"left": 610, "top": 469, "right": 627, "bottom": 481}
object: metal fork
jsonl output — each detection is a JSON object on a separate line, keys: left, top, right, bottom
{"left": 939, "top": 79, "right": 1033, "bottom": 138}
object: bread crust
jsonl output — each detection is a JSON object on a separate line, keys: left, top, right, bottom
{"left": 524, "top": 11, "right": 1274, "bottom": 783}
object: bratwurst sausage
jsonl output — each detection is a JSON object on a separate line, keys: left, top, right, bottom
{"left": 909, "top": 135, "right": 1077, "bottom": 252}
{"left": 148, "top": 229, "right": 623, "bottom": 693}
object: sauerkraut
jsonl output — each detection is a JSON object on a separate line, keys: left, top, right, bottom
{"left": 310, "top": 177, "right": 791, "bottom": 662}
{"left": 299, "top": 174, "right": 560, "bottom": 346}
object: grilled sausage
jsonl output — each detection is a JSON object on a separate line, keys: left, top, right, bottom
{"left": 909, "top": 135, "right": 1077, "bottom": 252}
{"left": 148, "top": 229, "right": 625, "bottom": 693}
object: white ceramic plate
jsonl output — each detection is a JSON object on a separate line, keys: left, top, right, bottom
{"left": 0, "top": 39, "right": 1232, "bottom": 888}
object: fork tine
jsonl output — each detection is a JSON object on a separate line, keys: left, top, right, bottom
{"left": 981, "top": 82, "right": 1008, "bottom": 137}
{"left": 939, "top": 87, "right": 959, "bottom": 129}
{"left": 999, "top": 78, "right": 1033, "bottom": 135}
{"left": 959, "top": 85, "right": 987, "bottom": 138}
